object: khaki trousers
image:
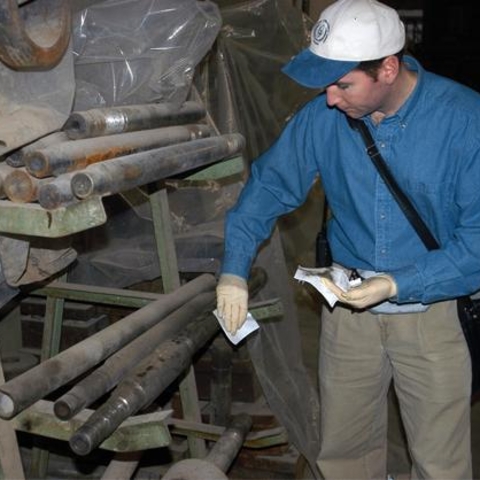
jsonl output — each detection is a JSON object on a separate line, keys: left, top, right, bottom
{"left": 317, "top": 300, "right": 472, "bottom": 480}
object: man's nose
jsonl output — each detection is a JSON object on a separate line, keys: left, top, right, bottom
{"left": 326, "top": 86, "right": 341, "bottom": 107}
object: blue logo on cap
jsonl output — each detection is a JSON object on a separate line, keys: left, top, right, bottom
{"left": 312, "top": 19, "right": 330, "bottom": 45}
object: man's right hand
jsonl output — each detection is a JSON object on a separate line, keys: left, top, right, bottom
{"left": 216, "top": 273, "right": 248, "bottom": 334}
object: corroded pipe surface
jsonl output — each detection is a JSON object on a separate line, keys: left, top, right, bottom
{"left": 3, "top": 167, "right": 51, "bottom": 203}
{"left": 69, "top": 312, "right": 220, "bottom": 456}
{"left": 64, "top": 101, "right": 207, "bottom": 140}
{"left": 160, "top": 414, "right": 253, "bottom": 480}
{"left": 37, "top": 172, "right": 77, "bottom": 210}
{"left": 0, "top": 163, "right": 16, "bottom": 199}
{"left": 0, "top": 274, "right": 216, "bottom": 419}
{"left": 25, "top": 124, "right": 211, "bottom": 179}
{"left": 54, "top": 290, "right": 216, "bottom": 420}
{"left": 6, "top": 132, "right": 68, "bottom": 168}
{"left": 206, "top": 414, "right": 253, "bottom": 472}
{"left": 69, "top": 268, "right": 267, "bottom": 456}
{"left": 70, "top": 133, "right": 245, "bottom": 199}
{"left": 0, "top": 0, "right": 71, "bottom": 70}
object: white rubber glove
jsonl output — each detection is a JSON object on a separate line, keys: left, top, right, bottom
{"left": 216, "top": 274, "right": 248, "bottom": 334}
{"left": 322, "top": 274, "right": 398, "bottom": 310}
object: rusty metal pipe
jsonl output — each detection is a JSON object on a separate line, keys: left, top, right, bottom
{"left": 64, "top": 101, "right": 207, "bottom": 140}
{"left": 0, "top": 274, "right": 216, "bottom": 419}
{"left": 69, "top": 269, "right": 267, "bottom": 456}
{"left": 161, "top": 414, "right": 253, "bottom": 480}
{"left": 54, "top": 290, "right": 216, "bottom": 420}
{"left": 0, "top": 163, "right": 16, "bottom": 199}
{"left": 0, "top": 0, "right": 71, "bottom": 70}
{"left": 37, "top": 171, "right": 77, "bottom": 210}
{"left": 210, "top": 340, "right": 233, "bottom": 427}
{"left": 6, "top": 131, "right": 68, "bottom": 168}
{"left": 3, "top": 167, "right": 51, "bottom": 203}
{"left": 70, "top": 133, "right": 245, "bottom": 200}
{"left": 25, "top": 124, "right": 211, "bottom": 179}
{"left": 69, "top": 312, "right": 220, "bottom": 456}
{"left": 206, "top": 414, "right": 253, "bottom": 472}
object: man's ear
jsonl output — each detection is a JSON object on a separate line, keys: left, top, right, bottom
{"left": 379, "top": 55, "right": 401, "bottom": 85}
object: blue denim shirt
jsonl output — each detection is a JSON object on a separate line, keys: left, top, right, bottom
{"left": 222, "top": 57, "right": 480, "bottom": 304}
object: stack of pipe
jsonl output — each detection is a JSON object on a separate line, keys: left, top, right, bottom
{"left": 0, "top": 268, "right": 267, "bottom": 457}
{"left": 0, "top": 101, "right": 245, "bottom": 208}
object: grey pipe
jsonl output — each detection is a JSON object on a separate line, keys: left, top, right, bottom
{"left": 64, "top": 101, "right": 206, "bottom": 140}
{"left": 69, "top": 312, "right": 220, "bottom": 456}
{"left": 69, "top": 268, "right": 267, "bottom": 456}
{"left": 70, "top": 133, "right": 245, "bottom": 200}
{"left": 26, "top": 124, "right": 211, "bottom": 179}
{"left": 0, "top": 274, "right": 216, "bottom": 419}
{"left": 54, "top": 290, "right": 216, "bottom": 420}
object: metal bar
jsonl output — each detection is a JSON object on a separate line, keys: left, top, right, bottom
{"left": 54, "top": 290, "right": 216, "bottom": 420}
{"left": 3, "top": 167, "right": 51, "bottom": 203}
{"left": 167, "top": 419, "right": 288, "bottom": 449}
{"left": 34, "top": 281, "right": 164, "bottom": 308}
{"left": 13, "top": 400, "right": 172, "bottom": 452}
{"left": 161, "top": 415, "right": 253, "bottom": 480}
{"left": 27, "top": 124, "right": 211, "bottom": 179}
{"left": 68, "top": 269, "right": 267, "bottom": 456}
{"left": 6, "top": 132, "right": 69, "bottom": 168}
{"left": 29, "top": 274, "right": 67, "bottom": 480}
{"left": 0, "top": 274, "right": 216, "bottom": 419}
{"left": 209, "top": 340, "right": 233, "bottom": 427}
{"left": 64, "top": 101, "right": 206, "bottom": 140}
{"left": 100, "top": 452, "right": 142, "bottom": 480}
{"left": 0, "top": 0, "right": 71, "bottom": 70}
{"left": 69, "top": 312, "right": 221, "bottom": 456}
{"left": 150, "top": 187, "right": 206, "bottom": 458}
{"left": 0, "top": 358, "right": 25, "bottom": 480}
{"left": 70, "top": 133, "right": 245, "bottom": 199}
{"left": 206, "top": 414, "right": 253, "bottom": 471}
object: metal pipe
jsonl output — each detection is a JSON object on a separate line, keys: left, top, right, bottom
{"left": 206, "top": 414, "right": 253, "bottom": 472}
{"left": 37, "top": 172, "right": 77, "bottom": 210}
{"left": 25, "top": 124, "right": 211, "bottom": 179}
{"left": 64, "top": 101, "right": 207, "bottom": 140}
{"left": 69, "top": 268, "right": 267, "bottom": 456}
{"left": 3, "top": 167, "right": 51, "bottom": 203}
{"left": 0, "top": 0, "right": 71, "bottom": 70}
{"left": 54, "top": 290, "right": 216, "bottom": 420}
{"left": 6, "top": 132, "right": 69, "bottom": 168}
{"left": 0, "top": 274, "right": 216, "bottom": 419}
{"left": 0, "top": 163, "right": 16, "bottom": 199}
{"left": 70, "top": 133, "right": 245, "bottom": 199}
{"left": 160, "top": 414, "right": 253, "bottom": 480}
{"left": 210, "top": 339, "right": 233, "bottom": 427}
{"left": 69, "top": 312, "right": 220, "bottom": 456}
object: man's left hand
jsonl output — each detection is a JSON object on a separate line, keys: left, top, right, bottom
{"left": 322, "top": 275, "right": 398, "bottom": 309}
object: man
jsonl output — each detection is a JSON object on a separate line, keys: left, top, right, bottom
{"left": 216, "top": 0, "right": 480, "bottom": 478}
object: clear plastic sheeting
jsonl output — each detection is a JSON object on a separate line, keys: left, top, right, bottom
{"left": 71, "top": 0, "right": 222, "bottom": 110}
{"left": 196, "top": 0, "right": 322, "bottom": 474}
{"left": 196, "top": 0, "right": 315, "bottom": 162}
{"left": 67, "top": 0, "right": 322, "bottom": 473}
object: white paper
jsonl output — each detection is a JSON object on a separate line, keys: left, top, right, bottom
{"left": 213, "top": 310, "right": 259, "bottom": 345}
{"left": 294, "top": 265, "right": 361, "bottom": 307}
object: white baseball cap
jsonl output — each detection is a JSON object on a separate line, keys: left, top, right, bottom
{"left": 282, "top": 0, "right": 406, "bottom": 89}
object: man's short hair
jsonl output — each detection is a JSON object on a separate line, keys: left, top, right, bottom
{"left": 356, "top": 50, "right": 405, "bottom": 80}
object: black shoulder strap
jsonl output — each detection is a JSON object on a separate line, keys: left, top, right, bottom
{"left": 347, "top": 117, "right": 440, "bottom": 251}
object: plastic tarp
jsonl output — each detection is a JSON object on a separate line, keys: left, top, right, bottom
{"left": 67, "top": 0, "right": 322, "bottom": 473}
